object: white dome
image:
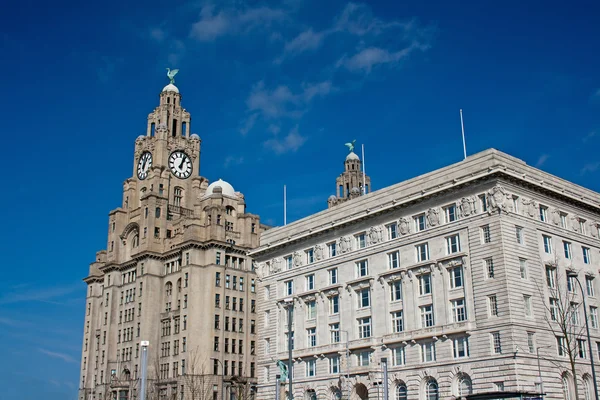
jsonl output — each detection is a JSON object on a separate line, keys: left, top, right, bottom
{"left": 204, "top": 179, "right": 236, "bottom": 198}
{"left": 162, "top": 83, "right": 179, "bottom": 93}
{"left": 346, "top": 152, "right": 359, "bottom": 161}
{"left": 190, "top": 133, "right": 200, "bottom": 140}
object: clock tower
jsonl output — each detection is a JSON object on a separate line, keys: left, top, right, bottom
{"left": 79, "top": 77, "right": 261, "bottom": 400}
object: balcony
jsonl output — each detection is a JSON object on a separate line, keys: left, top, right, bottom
{"left": 160, "top": 308, "right": 181, "bottom": 320}
{"left": 168, "top": 205, "right": 194, "bottom": 218}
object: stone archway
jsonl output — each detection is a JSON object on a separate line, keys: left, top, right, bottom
{"left": 351, "top": 383, "right": 369, "bottom": 400}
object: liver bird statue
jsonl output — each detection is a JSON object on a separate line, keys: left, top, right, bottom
{"left": 344, "top": 139, "right": 356, "bottom": 153}
{"left": 166, "top": 68, "right": 179, "bottom": 84}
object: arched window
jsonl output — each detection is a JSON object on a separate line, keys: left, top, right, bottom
{"left": 458, "top": 374, "right": 473, "bottom": 397}
{"left": 395, "top": 383, "right": 407, "bottom": 400}
{"left": 562, "top": 374, "right": 572, "bottom": 400}
{"left": 425, "top": 378, "right": 438, "bottom": 400}
{"left": 165, "top": 282, "right": 173, "bottom": 296}
{"left": 583, "top": 376, "right": 592, "bottom": 400}
{"left": 132, "top": 234, "right": 139, "bottom": 248}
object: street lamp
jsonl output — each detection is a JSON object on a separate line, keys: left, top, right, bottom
{"left": 211, "top": 357, "right": 225, "bottom": 400}
{"left": 536, "top": 345, "right": 552, "bottom": 396}
{"left": 566, "top": 271, "right": 599, "bottom": 400}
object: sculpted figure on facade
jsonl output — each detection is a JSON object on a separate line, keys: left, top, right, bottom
{"left": 487, "top": 185, "right": 510, "bottom": 213}
{"left": 592, "top": 222, "right": 599, "bottom": 238}
{"left": 314, "top": 244, "right": 325, "bottom": 261}
{"left": 458, "top": 196, "right": 476, "bottom": 218}
{"left": 292, "top": 251, "right": 303, "bottom": 267}
{"left": 571, "top": 215, "right": 580, "bottom": 232}
{"left": 522, "top": 198, "right": 538, "bottom": 218}
{"left": 339, "top": 235, "right": 352, "bottom": 253}
{"left": 270, "top": 258, "right": 283, "bottom": 274}
{"left": 426, "top": 207, "right": 440, "bottom": 227}
{"left": 550, "top": 208, "right": 561, "bottom": 225}
{"left": 368, "top": 225, "right": 383, "bottom": 245}
{"left": 398, "top": 217, "right": 411, "bottom": 235}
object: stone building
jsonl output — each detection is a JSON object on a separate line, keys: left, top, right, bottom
{"left": 251, "top": 149, "right": 600, "bottom": 400}
{"left": 79, "top": 81, "right": 261, "bottom": 400}
{"left": 327, "top": 151, "right": 371, "bottom": 209}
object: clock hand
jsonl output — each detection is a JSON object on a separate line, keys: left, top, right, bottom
{"left": 178, "top": 158, "right": 185, "bottom": 169}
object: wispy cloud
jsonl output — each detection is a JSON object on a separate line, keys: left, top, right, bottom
{"left": 224, "top": 155, "right": 244, "bottom": 168}
{"left": 337, "top": 46, "right": 415, "bottom": 73}
{"left": 148, "top": 27, "right": 186, "bottom": 66}
{"left": 239, "top": 113, "right": 258, "bottom": 135}
{"left": 535, "top": 154, "right": 550, "bottom": 168}
{"left": 264, "top": 125, "right": 307, "bottom": 154}
{"left": 38, "top": 348, "right": 78, "bottom": 364}
{"left": 334, "top": 2, "right": 402, "bottom": 36}
{"left": 581, "top": 162, "right": 600, "bottom": 175}
{"left": 583, "top": 131, "right": 596, "bottom": 142}
{"left": 276, "top": 28, "right": 328, "bottom": 62}
{"left": 0, "top": 316, "right": 21, "bottom": 327}
{"left": 0, "top": 283, "right": 81, "bottom": 305}
{"left": 190, "top": 4, "right": 286, "bottom": 41}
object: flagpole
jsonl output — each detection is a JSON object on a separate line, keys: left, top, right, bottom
{"left": 283, "top": 185, "right": 287, "bottom": 226}
{"left": 362, "top": 144, "right": 366, "bottom": 195}
{"left": 460, "top": 109, "right": 467, "bottom": 160}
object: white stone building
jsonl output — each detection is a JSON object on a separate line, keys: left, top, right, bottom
{"left": 250, "top": 149, "right": 600, "bottom": 400}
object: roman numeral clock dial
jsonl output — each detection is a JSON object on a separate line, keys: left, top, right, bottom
{"left": 168, "top": 151, "right": 192, "bottom": 179}
{"left": 137, "top": 152, "right": 152, "bottom": 180}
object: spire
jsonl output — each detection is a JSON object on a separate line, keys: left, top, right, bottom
{"left": 145, "top": 69, "right": 191, "bottom": 139}
{"left": 327, "top": 141, "right": 371, "bottom": 208}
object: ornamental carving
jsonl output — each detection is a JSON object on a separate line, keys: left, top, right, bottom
{"left": 314, "top": 244, "right": 325, "bottom": 261}
{"left": 398, "top": 217, "right": 411, "bottom": 235}
{"left": 551, "top": 208, "right": 561, "bottom": 225}
{"left": 522, "top": 198, "right": 538, "bottom": 218}
{"left": 338, "top": 236, "right": 353, "bottom": 254}
{"left": 270, "top": 258, "right": 283, "bottom": 274}
{"left": 367, "top": 225, "right": 383, "bottom": 245}
{"left": 592, "top": 223, "right": 599, "bottom": 238}
{"left": 458, "top": 196, "right": 476, "bottom": 218}
{"left": 487, "top": 185, "right": 510, "bottom": 213}
{"left": 426, "top": 208, "right": 440, "bottom": 227}
{"left": 292, "top": 251, "right": 303, "bottom": 267}
{"left": 571, "top": 215, "right": 580, "bottom": 232}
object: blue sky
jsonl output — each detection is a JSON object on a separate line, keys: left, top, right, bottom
{"left": 1, "top": 0, "right": 599, "bottom": 398}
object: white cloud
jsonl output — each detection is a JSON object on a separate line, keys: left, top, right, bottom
{"left": 268, "top": 124, "right": 281, "bottom": 134}
{"left": 39, "top": 348, "right": 78, "bottom": 364}
{"left": 239, "top": 113, "right": 258, "bottom": 135}
{"left": 224, "top": 155, "right": 245, "bottom": 168}
{"left": 337, "top": 46, "right": 414, "bottom": 73}
{"left": 190, "top": 4, "right": 286, "bottom": 41}
{"left": 149, "top": 27, "right": 166, "bottom": 42}
{"left": 535, "top": 154, "right": 550, "bottom": 168}
{"left": 581, "top": 162, "right": 600, "bottom": 175}
{"left": 334, "top": 2, "right": 398, "bottom": 36}
{"left": 283, "top": 28, "right": 327, "bottom": 56}
{"left": 264, "top": 125, "right": 307, "bottom": 154}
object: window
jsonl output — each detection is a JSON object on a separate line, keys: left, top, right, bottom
{"left": 587, "top": 277, "right": 595, "bottom": 297}
{"left": 488, "top": 295, "right": 498, "bottom": 317}
{"left": 550, "top": 298, "right": 559, "bottom": 321}
{"left": 421, "top": 342, "right": 435, "bottom": 362}
{"left": 391, "top": 311, "right": 403, "bottom": 333}
{"left": 446, "top": 234, "right": 460, "bottom": 254}
{"left": 523, "top": 295, "right": 532, "bottom": 317}
{"left": 571, "top": 302, "right": 580, "bottom": 326}
{"left": 306, "top": 274, "right": 315, "bottom": 291}
{"left": 481, "top": 225, "right": 491, "bottom": 243}
{"left": 583, "top": 247, "right": 591, "bottom": 264}
{"left": 214, "top": 315, "right": 220, "bottom": 330}
{"left": 329, "top": 295, "right": 339, "bottom": 315}
{"left": 416, "top": 243, "right": 429, "bottom": 262}
{"left": 327, "top": 242, "right": 337, "bottom": 257}
{"left": 358, "top": 351, "right": 370, "bottom": 366}
{"left": 578, "top": 339, "right": 587, "bottom": 359}
{"left": 215, "top": 272, "right": 221, "bottom": 287}
{"left": 546, "top": 266, "right": 557, "bottom": 288}
{"left": 305, "top": 249, "right": 314, "bottom": 264}
{"left": 355, "top": 233, "right": 366, "bottom": 249}
{"left": 539, "top": 205, "right": 548, "bottom": 222}
{"left": 329, "top": 268, "right": 338, "bottom": 285}
{"left": 414, "top": 214, "right": 426, "bottom": 232}
{"left": 216, "top": 252, "right": 221, "bottom": 265}
{"left": 479, "top": 194, "right": 487, "bottom": 212}
{"left": 214, "top": 337, "right": 219, "bottom": 351}
{"left": 356, "top": 260, "right": 368, "bottom": 277}
{"left": 393, "top": 348, "right": 405, "bottom": 367}
{"left": 452, "top": 298, "right": 467, "bottom": 322}
{"left": 543, "top": 235, "right": 553, "bottom": 254}
{"left": 330, "top": 323, "right": 340, "bottom": 343}
{"left": 358, "top": 317, "right": 371, "bottom": 338}
{"left": 516, "top": 226, "right": 524, "bottom": 244}
{"left": 557, "top": 336, "right": 567, "bottom": 356}
{"left": 285, "top": 280, "right": 294, "bottom": 296}
{"left": 453, "top": 337, "right": 469, "bottom": 358}
{"left": 215, "top": 294, "right": 220, "bottom": 308}
{"left": 239, "top": 277, "right": 244, "bottom": 291}
{"left": 307, "top": 328, "right": 316, "bottom": 347}
{"left": 285, "top": 256, "right": 292, "bottom": 270}
{"left": 306, "top": 301, "right": 316, "bottom": 319}
{"left": 444, "top": 204, "right": 457, "bottom": 223}
{"left": 527, "top": 332, "right": 535, "bottom": 353}
{"left": 388, "top": 251, "right": 399, "bottom": 269}
{"left": 421, "top": 304, "right": 434, "bottom": 327}
{"left": 358, "top": 289, "right": 370, "bottom": 308}
{"left": 591, "top": 307, "right": 598, "bottom": 329}
{"left": 329, "top": 356, "right": 340, "bottom": 374}
{"left": 418, "top": 273, "right": 432, "bottom": 295}
{"left": 484, "top": 258, "right": 494, "bottom": 279}
{"left": 390, "top": 281, "right": 402, "bottom": 301}
{"left": 562, "top": 241, "right": 572, "bottom": 259}
{"left": 225, "top": 275, "right": 230, "bottom": 289}
{"left": 251, "top": 279, "right": 256, "bottom": 293}
{"left": 512, "top": 195, "right": 519, "bottom": 213}
{"left": 305, "top": 359, "right": 316, "bottom": 377}
{"left": 449, "top": 266, "right": 463, "bottom": 288}
{"left": 519, "top": 258, "right": 528, "bottom": 279}
{"left": 387, "top": 223, "right": 398, "bottom": 239}
{"left": 568, "top": 276, "right": 577, "bottom": 293}
{"left": 580, "top": 219, "right": 587, "bottom": 235}
{"left": 491, "top": 332, "right": 502, "bottom": 354}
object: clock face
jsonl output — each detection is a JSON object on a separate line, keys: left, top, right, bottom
{"left": 137, "top": 152, "right": 152, "bottom": 180}
{"left": 169, "top": 151, "right": 193, "bottom": 179}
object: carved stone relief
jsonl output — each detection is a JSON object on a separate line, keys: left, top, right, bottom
{"left": 293, "top": 251, "right": 303, "bottom": 267}
{"left": 457, "top": 196, "right": 476, "bottom": 218}
{"left": 398, "top": 217, "right": 411, "bottom": 235}
{"left": 426, "top": 208, "right": 440, "bottom": 227}
{"left": 338, "top": 236, "right": 353, "bottom": 254}
{"left": 314, "top": 244, "right": 325, "bottom": 261}
{"left": 367, "top": 225, "right": 383, "bottom": 245}
{"left": 522, "top": 198, "right": 538, "bottom": 218}
{"left": 270, "top": 258, "right": 283, "bottom": 274}
{"left": 551, "top": 208, "right": 561, "bottom": 226}
{"left": 487, "top": 185, "right": 510, "bottom": 213}
{"left": 571, "top": 215, "right": 580, "bottom": 232}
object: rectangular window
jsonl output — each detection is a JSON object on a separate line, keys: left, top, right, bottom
{"left": 519, "top": 258, "right": 528, "bottom": 279}
{"left": 358, "top": 351, "right": 370, "bottom": 366}
{"left": 512, "top": 196, "right": 519, "bottom": 213}
{"left": 444, "top": 204, "right": 457, "bottom": 223}
{"left": 421, "top": 342, "right": 435, "bottom": 362}
{"left": 453, "top": 337, "right": 469, "bottom": 358}
{"left": 329, "top": 268, "right": 338, "bottom": 285}
{"left": 285, "top": 256, "right": 293, "bottom": 270}
{"left": 416, "top": 243, "right": 429, "bottom": 262}
{"left": 578, "top": 339, "right": 587, "bottom": 359}
{"left": 328, "top": 242, "right": 337, "bottom": 258}
{"left": 285, "top": 280, "right": 294, "bottom": 296}
{"left": 387, "top": 223, "right": 398, "bottom": 240}
{"left": 420, "top": 304, "right": 434, "bottom": 327}
{"left": 546, "top": 266, "right": 556, "bottom": 288}
{"left": 306, "top": 359, "right": 316, "bottom": 377}
{"left": 449, "top": 266, "right": 463, "bottom": 289}
{"left": 484, "top": 258, "right": 494, "bottom": 279}
{"left": 560, "top": 213, "right": 567, "bottom": 228}
{"left": 527, "top": 332, "right": 535, "bottom": 353}
{"left": 306, "top": 274, "right": 315, "bottom": 291}
{"left": 355, "top": 233, "right": 366, "bottom": 249}
{"left": 418, "top": 274, "right": 432, "bottom": 295}
{"left": 563, "top": 241, "right": 572, "bottom": 259}
{"left": 452, "top": 298, "right": 467, "bottom": 322}
{"left": 591, "top": 307, "right": 598, "bottom": 329}
{"left": 388, "top": 251, "right": 399, "bottom": 269}
{"left": 524, "top": 295, "right": 532, "bottom": 317}
{"left": 580, "top": 220, "right": 587, "bottom": 235}
{"left": 306, "top": 301, "right": 316, "bottom": 320}
{"left": 392, "top": 347, "right": 405, "bottom": 366}
{"left": 492, "top": 332, "right": 502, "bottom": 354}
{"left": 356, "top": 260, "right": 368, "bottom": 277}
{"left": 414, "top": 214, "right": 426, "bottom": 232}
{"left": 446, "top": 234, "right": 460, "bottom": 254}
{"left": 587, "top": 277, "right": 595, "bottom": 297}
{"left": 307, "top": 328, "right": 316, "bottom": 347}
{"left": 329, "top": 295, "right": 339, "bottom": 315}
{"left": 305, "top": 249, "right": 314, "bottom": 264}
{"left": 550, "top": 298, "right": 559, "bottom": 321}
{"left": 568, "top": 276, "right": 577, "bottom": 293}
{"left": 488, "top": 295, "right": 498, "bottom": 317}
{"left": 557, "top": 336, "right": 567, "bottom": 356}
{"left": 543, "top": 235, "right": 553, "bottom": 254}
{"left": 481, "top": 225, "right": 491, "bottom": 243}
{"left": 329, "top": 356, "right": 340, "bottom": 374}
{"left": 479, "top": 194, "right": 487, "bottom": 212}
{"left": 390, "top": 281, "right": 402, "bottom": 301}
{"left": 516, "top": 226, "right": 524, "bottom": 244}
{"left": 391, "top": 311, "right": 404, "bottom": 333}
{"left": 358, "top": 289, "right": 370, "bottom": 308}
{"left": 583, "top": 247, "right": 591, "bottom": 264}
{"left": 358, "top": 317, "right": 371, "bottom": 338}
{"left": 539, "top": 205, "right": 548, "bottom": 222}
{"left": 330, "top": 323, "right": 340, "bottom": 343}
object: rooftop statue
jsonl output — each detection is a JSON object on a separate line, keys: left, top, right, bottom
{"left": 344, "top": 139, "right": 356, "bottom": 153}
{"left": 166, "top": 68, "right": 179, "bottom": 84}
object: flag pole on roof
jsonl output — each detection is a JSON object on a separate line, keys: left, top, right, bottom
{"left": 460, "top": 109, "right": 467, "bottom": 160}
